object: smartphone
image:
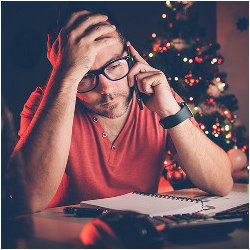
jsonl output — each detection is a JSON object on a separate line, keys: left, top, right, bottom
{"left": 127, "top": 46, "right": 143, "bottom": 110}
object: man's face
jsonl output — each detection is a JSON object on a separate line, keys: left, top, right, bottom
{"left": 77, "top": 33, "right": 133, "bottom": 119}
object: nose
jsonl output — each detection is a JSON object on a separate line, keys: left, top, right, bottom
{"left": 96, "top": 74, "right": 114, "bottom": 94}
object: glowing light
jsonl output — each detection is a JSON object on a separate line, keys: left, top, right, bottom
{"left": 169, "top": 23, "right": 173, "bottom": 28}
{"left": 214, "top": 133, "right": 219, "bottom": 137}
{"left": 164, "top": 160, "right": 168, "bottom": 165}
{"left": 175, "top": 77, "right": 179, "bottom": 81}
{"left": 194, "top": 107, "right": 199, "bottom": 111}
{"left": 183, "top": 57, "right": 188, "bottom": 62}
{"left": 168, "top": 77, "right": 172, "bottom": 81}
{"left": 212, "top": 58, "right": 217, "bottom": 63}
{"left": 225, "top": 133, "right": 232, "bottom": 139}
{"left": 212, "top": 124, "right": 217, "bottom": 129}
{"left": 205, "top": 131, "right": 209, "bottom": 134}
{"left": 225, "top": 125, "right": 230, "bottom": 131}
{"left": 221, "top": 83, "right": 226, "bottom": 87}
{"left": 167, "top": 150, "right": 172, "bottom": 155}
{"left": 224, "top": 110, "right": 229, "bottom": 115}
{"left": 196, "top": 48, "right": 200, "bottom": 51}
{"left": 149, "top": 53, "right": 154, "bottom": 57}
{"left": 177, "top": 53, "right": 180, "bottom": 56}
{"left": 200, "top": 125, "right": 205, "bottom": 130}
{"left": 166, "top": 42, "right": 171, "bottom": 47}
{"left": 188, "top": 59, "right": 193, "bottom": 63}
{"left": 226, "top": 140, "right": 231, "bottom": 144}
{"left": 216, "top": 77, "right": 221, "bottom": 82}
{"left": 166, "top": 1, "right": 171, "bottom": 6}
{"left": 189, "top": 97, "right": 194, "bottom": 101}
{"left": 152, "top": 33, "right": 157, "bottom": 38}
{"left": 162, "top": 14, "right": 167, "bottom": 18}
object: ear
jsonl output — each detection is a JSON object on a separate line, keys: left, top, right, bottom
{"left": 47, "top": 34, "right": 59, "bottom": 67}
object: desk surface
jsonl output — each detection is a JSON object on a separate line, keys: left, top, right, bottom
{"left": 25, "top": 183, "right": 249, "bottom": 248}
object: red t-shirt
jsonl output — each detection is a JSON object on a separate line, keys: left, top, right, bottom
{"left": 19, "top": 87, "right": 199, "bottom": 208}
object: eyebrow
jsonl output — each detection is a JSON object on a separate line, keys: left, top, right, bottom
{"left": 87, "top": 51, "right": 128, "bottom": 74}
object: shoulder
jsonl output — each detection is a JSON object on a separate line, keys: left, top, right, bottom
{"left": 20, "top": 86, "right": 45, "bottom": 118}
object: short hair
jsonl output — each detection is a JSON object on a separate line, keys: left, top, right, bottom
{"left": 47, "top": 2, "right": 127, "bottom": 48}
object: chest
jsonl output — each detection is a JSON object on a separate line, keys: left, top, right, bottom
{"left": 100, "top": 120, "right": 126, "bottom": 144}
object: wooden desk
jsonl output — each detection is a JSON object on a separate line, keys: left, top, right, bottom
{"left": 23, "top": 183, "right": 249, "bottom": 248}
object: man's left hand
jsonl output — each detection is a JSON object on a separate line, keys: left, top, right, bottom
{"left": 127, "top": 42, "right": 180, "bottom": 118}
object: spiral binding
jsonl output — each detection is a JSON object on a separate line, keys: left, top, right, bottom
{"left": 132, "top": 191, "right": 204, "bottom": 211}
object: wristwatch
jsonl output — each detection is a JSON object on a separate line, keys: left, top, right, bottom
{"left": 159, "top": 102, "right": 193, "bottom": 129}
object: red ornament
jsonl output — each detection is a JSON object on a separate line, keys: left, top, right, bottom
{"left": 227, "top": 146, "right": 248, "bottom": 172}
{"left": 163, "top": 163, "right": 187, "bottom": 186}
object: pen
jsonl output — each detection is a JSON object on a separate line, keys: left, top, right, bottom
{"left": 63, "top": 207, "right": 107, "bottom": 217}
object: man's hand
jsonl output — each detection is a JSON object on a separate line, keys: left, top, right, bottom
{"left": 127, "top": 42, "right": 180, "bottom": 118}
{"left": 47, "top": 10, "right": 118, "bottom": 84}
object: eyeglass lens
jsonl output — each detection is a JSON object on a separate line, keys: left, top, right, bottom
{"left": 77, "top": 58, "right": 129, "bottom": 93}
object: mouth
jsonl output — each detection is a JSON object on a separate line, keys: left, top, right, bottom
{"left": 100, "top": 99, "right": 118, "bottom": 107}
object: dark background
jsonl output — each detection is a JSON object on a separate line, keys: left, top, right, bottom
{"left": 2, "top": 1, "right": 216, "bottom": 131}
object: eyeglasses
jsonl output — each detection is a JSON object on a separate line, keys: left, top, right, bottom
{"left": 77, "top": 56, "right": 131, "bottom": 93}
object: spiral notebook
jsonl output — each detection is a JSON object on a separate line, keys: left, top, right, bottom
{"left": 80, "top": 192, "right": 204, "bottom": 216}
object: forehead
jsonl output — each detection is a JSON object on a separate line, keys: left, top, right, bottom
{"left": 90, "top": 31, "right": 125, "bottom": 71}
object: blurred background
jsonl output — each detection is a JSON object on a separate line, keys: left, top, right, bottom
{"left": 2, "top": 1, "right": 248, "bottom": 133}
{"left": 2, "top": 1, "right": 249, "bottom": 187}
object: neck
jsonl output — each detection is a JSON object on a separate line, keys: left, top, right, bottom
{"left": 96, "top": 100, "right": 133, "bottom": 144}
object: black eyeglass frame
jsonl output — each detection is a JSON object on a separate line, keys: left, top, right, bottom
{"left": 77, "top": 55, "right": 131, "bottom": 93}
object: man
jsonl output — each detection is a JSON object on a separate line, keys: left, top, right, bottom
{"left": 9, "top": 9, "right": 233, "bottom": 213}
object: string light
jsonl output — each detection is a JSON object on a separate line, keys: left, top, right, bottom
{"left": 205, "top": 131, "right": 209, "bottom": 135}
{"left": 183, "top": 57, "right": 188, "bottom": 62}
{"left": 226, "top": 140, "right": 231, "bottom": 144}
{"left": 225, "top": 133, "right": 232, "bottom": 139}
{"left": 214, "top": 133, "right": 219, "bottom": 137}
{"left": 174, "top": 77, "right": 179, "bottom": 81}
{"left": 189, "top": 97, "right": 194, "bottom": 101}
{"left": 188, "top": 59, "right": 193, "bottom": 63}
{"left": 162, "top": 14, "right": 167, "bottom": 18}
{"left": 194, "top": 107, "right": 199, "bottom": 111}
{"left": 164, "top": 160, "right": 168, "bottom": 165}
{"left": 212, "top": 124, "right": 217, "bottom": 129}
{"left": 152, "top": 33, "right": 157, "bottom": 38}
{"left": 200, "top": 125, "right": 205, "bottom": 130}
{"left": 149, "top": 53, "right": 154, "bottom": 57}
{"left": 225, "top": 125, "right": 230, "bottom": 131}
{"left": 166, "top": 42, "right": 171, "bottom": 47}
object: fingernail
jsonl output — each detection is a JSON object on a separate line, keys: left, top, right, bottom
{"left": 127, "top": 41, "right": 130, "bottom": 46}
{"left": 111, "top": 25, "right": 116, "bottom": 29}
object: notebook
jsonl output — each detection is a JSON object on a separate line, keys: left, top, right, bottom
{"left": 80, "top": 192, "right": 204, "bottom": 216}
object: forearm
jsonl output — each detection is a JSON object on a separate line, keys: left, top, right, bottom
{"left": 9, "top": 69, "right": 79, "bottom": 212}
{"left": 168, "top": 119, "right": 233, "bottom": 196}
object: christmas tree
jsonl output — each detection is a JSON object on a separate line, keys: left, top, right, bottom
{"left": 142, "top": 2, "right": 249, "bottom": 189}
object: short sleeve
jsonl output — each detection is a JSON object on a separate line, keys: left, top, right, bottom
{"left": 18, "top": 86, "right": 45, "bottom": 137}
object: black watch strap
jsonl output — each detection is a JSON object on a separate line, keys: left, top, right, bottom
{"left": 159, "top": 102, "right": 193, "bottom": 129}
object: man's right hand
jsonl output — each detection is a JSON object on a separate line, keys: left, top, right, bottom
{"left": 47, "top": 10, "right": 118, "bottom": 85}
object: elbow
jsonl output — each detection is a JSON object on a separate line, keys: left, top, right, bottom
{"left": 215, "top": 177, "right": 233, "bottom": 196}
